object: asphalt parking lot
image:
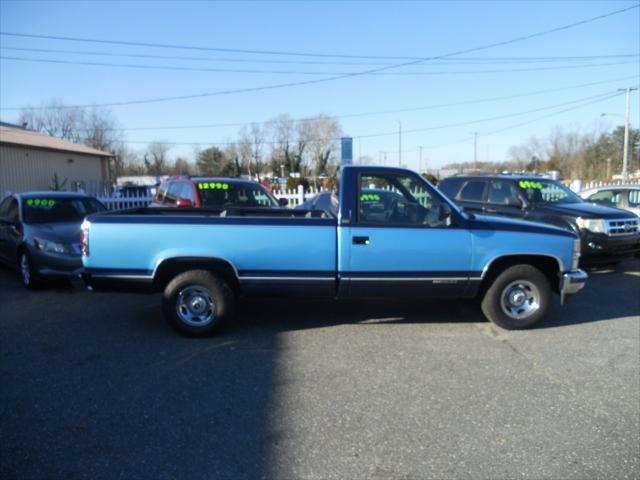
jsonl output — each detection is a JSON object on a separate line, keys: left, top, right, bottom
{"left": 1, "top": 261, "right": 639, "bottom": 480}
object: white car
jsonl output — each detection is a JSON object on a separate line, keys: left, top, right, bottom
{"left": 580, "top": 185, "right": 640, "bottom": 217}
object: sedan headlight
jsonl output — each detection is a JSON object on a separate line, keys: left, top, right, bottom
{"left": 576, "top": 217, "right": 606, "bottom": 234}
{"left": 33, "top": 237, "right": 69, "bottom": 254}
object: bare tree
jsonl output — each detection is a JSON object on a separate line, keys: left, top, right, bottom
{"left": 306, "top": 114, "right": 340, "bottom": 176}
{"left": 238, "top": 123, "right": 265, "bottom": 179}
{"left": 144, "top": 141, "right": 171, "bottom": 175}
{"left": 19, "top": 99, "right": 85, "bottom": 143}
{"left": 83, "top": 107, "right": 122, "bottom": 152}
{"left": 171, "top": 157, "right": 194, "bottom": 176}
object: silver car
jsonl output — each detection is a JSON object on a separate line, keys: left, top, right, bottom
{"left": 0, "top": 192, "right": 106, "bottom": 289}
{"left": 580, "top": 185, "right": 640, "bottom": 218}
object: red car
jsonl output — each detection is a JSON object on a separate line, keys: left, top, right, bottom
{"left": 152, "top": 177, "right": 286, "bottom": 208}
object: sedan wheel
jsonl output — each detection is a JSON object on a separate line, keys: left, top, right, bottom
{"left": 19, "top": 251, "right": 40, "bottom": 289}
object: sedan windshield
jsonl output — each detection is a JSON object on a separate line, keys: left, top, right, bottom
{"left": 198, "top": 181, "right": 278, "bottom": 208}
{"left": 518, "top": 179, "right": 583, "bottom": 205}
{"left": 22, "top": 197, "right": 106, "bottom": 224}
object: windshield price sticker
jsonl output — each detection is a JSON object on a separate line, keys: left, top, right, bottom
{"left": 198, "top": 182, "right": 229, "bottom": 190}
{"left": 519, "top": 180, "right": 543, "bottom": 189}
{"left": 26, "top": 199, "right": 56, "bottom": 208}
{"left": 360, "top": 194, "right": 381, "bottom": 202}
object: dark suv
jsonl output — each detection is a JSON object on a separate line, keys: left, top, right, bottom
{"left": 152, "top": 177, "right": 284, "bottom": 209}
{"left": 438, "top": 175, "right": 640, "bottom": 265}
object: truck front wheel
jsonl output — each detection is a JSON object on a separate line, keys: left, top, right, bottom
{"left": 481, "top": 264, "right": 551, "bottom": 330}
{"left": 162, "top": 270, "right": 235, "bottom": 336}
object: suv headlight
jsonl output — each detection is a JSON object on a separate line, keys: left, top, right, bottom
{"left": 33, "top": 237, "right": 69, "bottom": 254}
{"left": 576, "top": 217, "right": 606, "bottom": 233}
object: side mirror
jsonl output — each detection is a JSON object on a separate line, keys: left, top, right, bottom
{"left": 175, "top": 199, "right": 193, "bottom": 208}
{"left": 278, "top": 197, "right": 289, "bottom": 207}
{"left": 439, "top": 203, "right": 452, "bottom": 221}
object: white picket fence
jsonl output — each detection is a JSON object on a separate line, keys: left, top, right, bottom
{"left": 96, "top": 186, "right": 326, "bottom": 210}
{"left": 271, "top": 186, "right": 326, "bottom": 207}
{"left": 97, "top": 193, "right": 154, "bottom": 210}
{"left": 570, "top": 179, "right": 640, "bottom": 193}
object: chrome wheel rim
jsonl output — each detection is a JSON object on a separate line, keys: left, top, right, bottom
{"left": 20, "top": 254, "right": 30, "bottom": 286}
{"left": 500, "top": 280, "right": 540, "bottom": 320}
{"left": 176, "top": 286, "right": 215, "bottom": 327}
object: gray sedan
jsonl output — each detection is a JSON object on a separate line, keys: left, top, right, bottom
{"left": 0, "top": 192, "right": 106, "bottom": 289}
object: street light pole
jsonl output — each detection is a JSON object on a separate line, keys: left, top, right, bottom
{"left": 398, "top": 121, "right": 402, "bottom": 167}
{"left": 621, "top": 86, "right": 637, "bottom": 180}
{"left": 418, "top": 145, "right": 423, "bottom": 172}
{"left": 473, "top": 132, "right": 478, "bottom": 170}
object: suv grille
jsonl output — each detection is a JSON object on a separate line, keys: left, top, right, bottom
{"left": 606, "top": 218, "right": 639, "bottom": 236}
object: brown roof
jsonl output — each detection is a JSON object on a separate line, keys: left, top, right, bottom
{"left": 0, "top": 124, "right": 112, "bottom": 157}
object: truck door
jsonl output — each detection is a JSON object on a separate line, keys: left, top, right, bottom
{"left": 338, "top": 170, "right": 474, "bottom": 298}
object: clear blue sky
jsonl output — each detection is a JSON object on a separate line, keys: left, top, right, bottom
{"left": 1, "top": 0, "right": 638, "bottom": 170}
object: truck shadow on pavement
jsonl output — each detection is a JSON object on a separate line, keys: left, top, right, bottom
{"left": 1, "top": 260, "right": 638, "bottom": 479}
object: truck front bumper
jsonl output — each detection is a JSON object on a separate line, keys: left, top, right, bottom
{"left": 559, "top": 269, "right": 588, "bottom": 304}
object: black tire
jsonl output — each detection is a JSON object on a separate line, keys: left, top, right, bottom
{"left": 481, "top": 264, "right": 551, "bottom": 330}
{"left": 19, "top": 250, "right": 41, "bottom": 290}
{"left": 162, "top": 270, "right": 235, "bottom": 336}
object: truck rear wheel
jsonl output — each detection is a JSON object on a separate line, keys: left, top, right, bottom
{"left": 162, "top": 270, "right": 235, "bottom": 336}
{"left": 481, "top": 264, "right": 551, "bottom": 330}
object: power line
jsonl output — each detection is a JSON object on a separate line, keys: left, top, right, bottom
{"left": 481, "top": 91, "right": 628, "bottom": 136}
{"left": 5, "top": 75, "right": 635, "bottom": 132}
{"left": 354, "top": 90, "right": 623, "bottom": 140}
{"left": 1, "top": 4, "right": 637, "bottom": 111}
{"left": 1, "top": 4, "right": 636, "bottom": 59}
{"left": 1, "top": 46, "right": 636, "bottom": 66}
{"left": 55, "top": 90, "right": 622, "bottom": 147}
{"left": 2, "top": 55, "right": 636, "bottom": 76}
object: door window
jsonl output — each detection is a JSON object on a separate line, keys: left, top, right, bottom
{"left": 588, "top": 190, "right": 622, "bottom": 207}
{"left": 488, "top": 180, "right": 520, "bottom": 205}
{"left": 358, "top": 173, "right": 448, "bottom": 227}
{"left": 458, "top": 181, "right": 486, "bottom": 202}
{"left": 628, "top": 190, "right": 640, "bottom": 208}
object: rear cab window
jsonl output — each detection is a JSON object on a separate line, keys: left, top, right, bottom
{"left": 195, "top": 180, "right": 278, "bottom": 208}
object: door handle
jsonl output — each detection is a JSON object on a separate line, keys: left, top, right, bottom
{"left": 485, "top": 208, "right": 498, "bottom": 213}
{"left": 352, "top": 236, "right": 370, "bottom": 245}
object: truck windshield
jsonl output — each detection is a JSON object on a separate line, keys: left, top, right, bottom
{"left": 22, "top": 197, "right": 106, "bottom": 224}
{"left": 519, "top": 179, "right": 583, "bottom": 205}
{"left": 198, "top": 182, "right": 279, "bottom": 208}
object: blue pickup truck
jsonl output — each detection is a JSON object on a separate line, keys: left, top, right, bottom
{"left": 81, "top": 166, "right": 587, "bottom": 336}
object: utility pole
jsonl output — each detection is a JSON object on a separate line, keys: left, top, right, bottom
{"left": 418, "top": 145, "right": 423, "bottom": 172}
{"left": 398, "top": 121, "right": 402, "bottom": 167}
{"left": 382, "top": 151, "right": 388, "bottom": 166}
{"left": 473, "top": 132, "right": 478, "bottom": 170}
{"left": 621, "top": 86, "right": 637, "bottom": 180}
